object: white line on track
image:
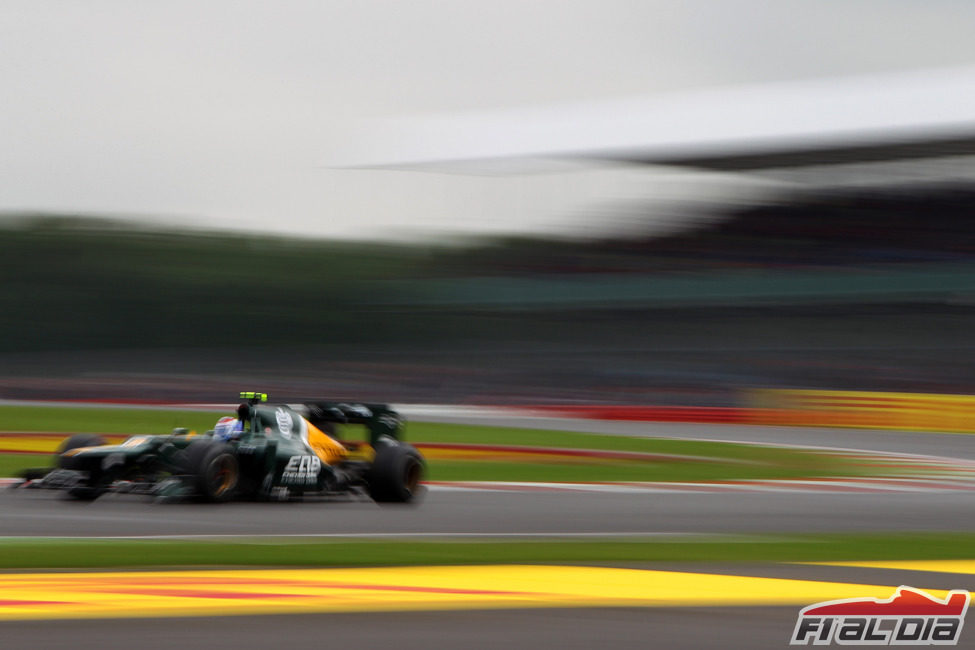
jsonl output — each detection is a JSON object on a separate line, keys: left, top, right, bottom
{"left": 425, "top": 478, "right": 975, "bottom": 494}
{"left": 6, "top": 477, "right": 975, "bottom": 494}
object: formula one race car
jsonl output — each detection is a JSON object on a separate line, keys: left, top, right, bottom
{"left": 30, "top": 392, "right": 424, "bottom": 503}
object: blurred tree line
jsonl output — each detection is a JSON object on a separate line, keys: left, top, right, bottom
{"left": 0, "top": 215, "right": 434, "bottom": 352}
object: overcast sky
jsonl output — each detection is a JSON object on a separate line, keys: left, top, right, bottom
{"left": 4, "top": 1, "right": 975, "bottom": 240}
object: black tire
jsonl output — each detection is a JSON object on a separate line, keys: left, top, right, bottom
{"left": 56, "top": 434, "right": 108, "bottom": 501}
{"left": 367, "top": 443, "right": 424, "bottom": 503}
{"left": 56, "top": 434, "right": 107, "bottom": 470}
{"left": 182, "top": 440, "right": 240, "bottom": 502}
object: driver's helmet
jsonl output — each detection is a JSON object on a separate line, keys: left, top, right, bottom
{"left": 214, "top": 416, "right": 242, "bottom": 441}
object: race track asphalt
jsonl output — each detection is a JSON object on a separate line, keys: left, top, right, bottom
{"left": 4, "top": 484, "right": 975, "bottom": 537}
{"left": 3, "top": 420, "right": 975, "bottom": 649}
{"left": 3, "top": 418, "right": 975, "bottom": 538}
{"left": 415, "top": 413, "right": 975, "bottom": 460}
{"left": 0, "top": 607, "right": 820, "bottom": 650}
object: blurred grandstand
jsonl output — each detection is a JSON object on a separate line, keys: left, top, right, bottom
{"left": 2, "top": 176, "right": 974, "bottom": 406}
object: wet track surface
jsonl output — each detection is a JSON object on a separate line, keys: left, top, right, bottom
{"left": 4, "top": 420, "right": 975, "bottom": 649}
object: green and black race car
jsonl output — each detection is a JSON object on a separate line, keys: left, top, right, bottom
{"left": 29, "top": 392, "right": 424, "bottom": 503}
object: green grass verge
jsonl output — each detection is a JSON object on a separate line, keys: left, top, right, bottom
{"left": 424, "top": 456, "right": 867, "bottom": 483}
{"left": 0, "top": 406, "right": 223, "bottom": 436}
{"left": 0, "top": 454, "right": 48, "bottom": 477}
{"left": 0, "top": 406, "right": 873, "bottom": 483}
{"left": 0, "top": 532, "right": 973, "bottom": 570}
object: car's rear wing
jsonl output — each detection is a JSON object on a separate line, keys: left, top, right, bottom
{"left": 300, "top": 402, "right": 404, "bottom": 447}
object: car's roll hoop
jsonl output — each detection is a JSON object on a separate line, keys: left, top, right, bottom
{"left": 240, "top": 391, "right": 268, "bottom": 405}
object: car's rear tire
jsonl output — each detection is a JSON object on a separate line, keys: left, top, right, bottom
{"left": 182, "top": 440, "right": 239, "bottom": 502}
{"left": 56, "top": 434, "right": 108, "bottom": 500}
{"left": 367, "top": 443, "right": 424, "bottom": 503}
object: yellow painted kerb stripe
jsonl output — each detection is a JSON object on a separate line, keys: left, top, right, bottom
{"left": 0, "top": 565, "right": 956, "bottom": 621}
{"left": 811, "top": 560, "right": 975, "bottom": 575}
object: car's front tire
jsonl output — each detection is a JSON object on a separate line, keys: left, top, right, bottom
{"left": 56, "top": 434, "right": 107, "bottom": 470}
{"left": 182, "top": 440, "right": 240, "bottom": 502}
{"left": 56, "top": 434, "right": 109, "bottom": 500}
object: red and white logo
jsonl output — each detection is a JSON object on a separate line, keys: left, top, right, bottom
{"left": 791, "top": 586, "right": 970, "bottom": 645}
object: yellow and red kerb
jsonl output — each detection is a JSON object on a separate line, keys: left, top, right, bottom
{"left": 0, "top": 565, "right": 960, "bottom": 621}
